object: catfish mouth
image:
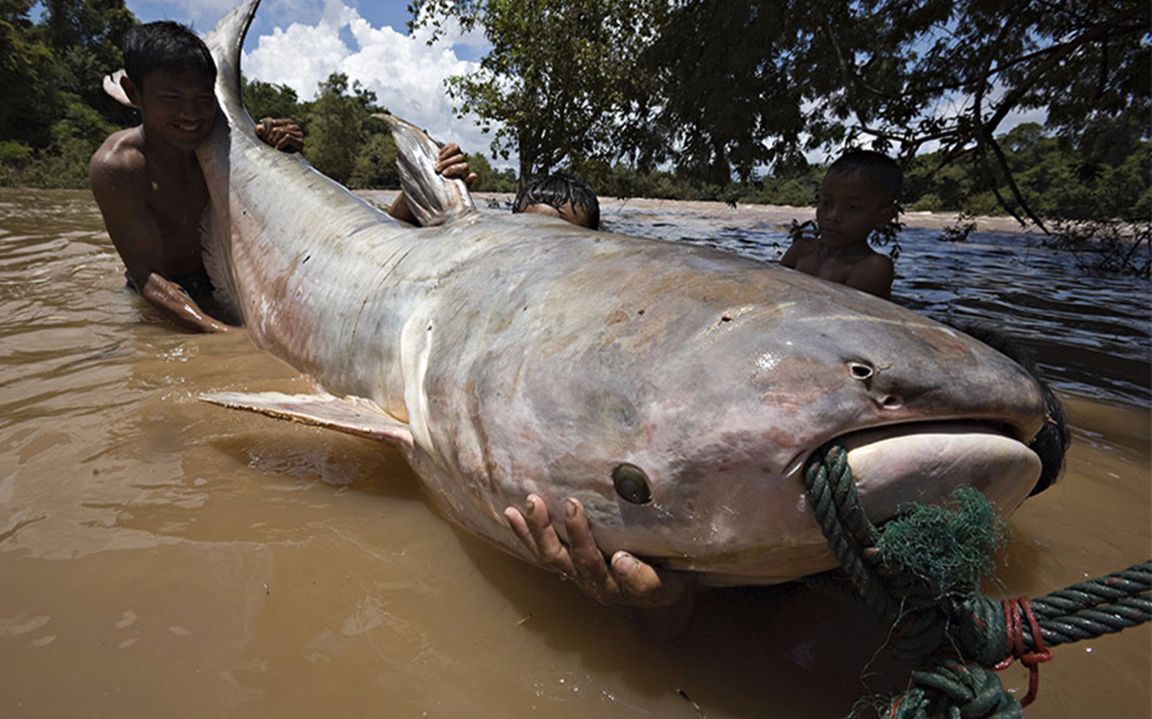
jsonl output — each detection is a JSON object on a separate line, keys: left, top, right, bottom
{"left": 795, "top": 420, "right": 1042, "bottom": 524}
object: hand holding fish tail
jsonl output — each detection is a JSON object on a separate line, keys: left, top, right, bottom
{"left": 388, "top": 142, "right": 477, "bottom": 224}
{"left": 255, "top": 117, "right": 304, "bottom": 153}
{"left": 433, "top": 143, "right": 477, "bottom": 187}
{"left": 504, "top": 495, "right": 694, "bottom": 612}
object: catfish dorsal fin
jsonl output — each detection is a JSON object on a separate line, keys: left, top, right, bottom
{"left": 380, "top": 113, "right": 477, "bottom": 226}
{"left": 200, "top": 391, "right": 413, "bottom": 448}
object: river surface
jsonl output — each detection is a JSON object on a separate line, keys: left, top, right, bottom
{"left": 1, "top": 188, "right": 1148, "bottom": 718}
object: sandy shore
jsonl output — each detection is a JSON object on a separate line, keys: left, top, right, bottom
{"left": 357, "top": 190, "right": 1035, "bottom": 235}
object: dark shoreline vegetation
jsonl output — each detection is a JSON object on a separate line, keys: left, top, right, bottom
{"left": 1, "top": 1, "right": 1148, "bottom": 276}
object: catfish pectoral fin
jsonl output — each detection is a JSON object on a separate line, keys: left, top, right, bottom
{"left": 199, "top": 391, "right": 413, "bottom": 447}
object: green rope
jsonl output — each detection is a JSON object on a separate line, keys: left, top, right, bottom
{"left": 802, "top": 443, "right": 1152, "bottom": 718}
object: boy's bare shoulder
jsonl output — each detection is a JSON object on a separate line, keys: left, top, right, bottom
{"left": 780, "top": 233, "right": 819, "bottom": 268}
{"left": 90, "top": 128, "right": 146, "bottom": 187}
{"left": 847, "top": 250, "right": 895, "bottom": 298}
{"left": 858, "top": 248, "right": 893, "bottom": 269}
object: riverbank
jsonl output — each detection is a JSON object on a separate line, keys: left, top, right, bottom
{"left": 357, "top": 190, "right": 1036, "bottom": 235}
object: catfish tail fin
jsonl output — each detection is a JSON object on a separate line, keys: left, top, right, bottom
{"left": 381, "top": 113, "right": 477, "bottom": 226}
{"left": 200, "top": 0, "right": 260, "bottom": 110}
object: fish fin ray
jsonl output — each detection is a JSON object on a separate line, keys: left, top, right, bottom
{"left": 102, "top": 70, "right": 135, "bottom": 108}
{"left": 200, "top": 391, "right": 413, "bottom": 448}
{"left": 199, "top": 205, "right": 243, "bottom": 324}
{"left": 382, "top": 113, "right": 477, "bottom": 226}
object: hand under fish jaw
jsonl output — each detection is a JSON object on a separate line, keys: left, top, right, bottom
{"left": 504, "top": 494, "right": 694, "bottom": 613}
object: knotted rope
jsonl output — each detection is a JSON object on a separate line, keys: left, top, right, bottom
{"left": 803, "top": 443, "right": 1152, "bottom": 718}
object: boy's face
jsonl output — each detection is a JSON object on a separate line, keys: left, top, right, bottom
{"left": 816, "top": 171, "right": 895, "bottom": 250}
{"left": 125, "top": 69, "right": 218, "bottom": 151}
{"left": 523, "top": 202, "right": 593, "bottom": 228}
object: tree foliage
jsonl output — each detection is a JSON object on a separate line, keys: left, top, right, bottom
{"left": 242, "top": 78, "right": 301, "bottom": 125}
{"left": 411, "top": 0, "right": 660, "bottom": 181}
{"left": 1, "top": 1, "right": 59, "bottom": 147}
{"left": 300, "top": 72, "right": 383, "bottom": 184}
{"left": 413, "top": 0, "right": 1149, "bottom": 227}
{"left": 41, "top": 0, "right": 135, "bottom": 113}
{"left": 349, "top": 124, "right": 400, "bottom": 188}
{"left": 0, "top": 0, "right": 133, "bottom": 186}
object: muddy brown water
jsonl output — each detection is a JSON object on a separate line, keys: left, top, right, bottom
{"left": 1, "top": 188, "right": 1148, "bottom": 718}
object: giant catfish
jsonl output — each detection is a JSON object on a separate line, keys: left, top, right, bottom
{"left": 189, "top": 0, "right": 1052, "bottom": 585}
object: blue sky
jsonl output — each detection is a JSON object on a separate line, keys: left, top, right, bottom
{"left": 125, "top": 1, "right": 442, "bottom": 53}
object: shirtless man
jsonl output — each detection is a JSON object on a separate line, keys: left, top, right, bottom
{"left": 90, "top": 21, "right": 302, "bottom": 332}
{"left": 781, "top": 150, "right": 901, "bottom": 299}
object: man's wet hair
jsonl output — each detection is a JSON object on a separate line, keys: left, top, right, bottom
{"left": 512, "top": 173, "right": 600, "bottom": 229}
{"left": 123, "top": 21, "right": 216, "bottom": 87}
{"left": 827, "top": 150, "right": 903, "bottom": 202}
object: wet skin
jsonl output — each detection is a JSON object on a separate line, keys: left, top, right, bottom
{"left": 521, "top": 201, "right": 593, "bottom": 228}
{"left": 90, "top": 69, "right": 228, "bottom": 332}
{"left": 90, "top": 69, "right": 304, "bottom": 334}
{"left": 780, "top": 171, "right": 895, "bottom": 299}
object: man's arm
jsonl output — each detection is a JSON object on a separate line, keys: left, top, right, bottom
{"left": 779, "top": 242, "right": 802, "bottom": 268}
{"left": 389, "top": 143, "right": 477, "bottom": 224}
{"left": 137, "top": 272, "right": 232, "bottom": 332}
{"left": 89, "top": 146, "right": 230, "bottom": 333}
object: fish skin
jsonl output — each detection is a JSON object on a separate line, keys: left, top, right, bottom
{"left": 194, "top": 0, "right": 1048, "bottom": 586}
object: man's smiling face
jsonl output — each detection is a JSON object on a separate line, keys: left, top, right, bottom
{"left": 133, "top": 69, "right": 218, "bottom": 151}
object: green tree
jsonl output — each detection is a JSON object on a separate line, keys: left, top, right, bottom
{"left": 242, "top": 77, "right": 302, "bottom": 125}
{"left": 303, "top": 72, "right": 381, "bottom": 184}
{"left": 0, "top": 0, "right": 136, "bottom": 187}
{"left": 418, "top": 0, "right": 1148, "bottom": 228}
{"left": 637, "top": 0, "right": 1149, "bottom": 227}
{"left": 41, "top": 0, "right": 136, "bottom": 122}
{"left": 348, "top": 129, "right": 399, "bottom": 188}
{"left": 412, "top": 0, "right": 661, "bottom": 182}
{"left": 0, "top": 1, "right": 62, "bottom": 147}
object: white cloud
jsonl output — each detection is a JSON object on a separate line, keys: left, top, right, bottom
{"left": 241, "top": 2, "right": 500, "bottom": 162}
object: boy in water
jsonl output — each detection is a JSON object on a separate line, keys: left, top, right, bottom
{"left": 780, "top": 150, "right": 901, "bottom": 299}
{"left": 511, "top": 173, "right": 600, "bottom": 229}
{"left": 90, "top": 21, "right": 303, "bottom": 333}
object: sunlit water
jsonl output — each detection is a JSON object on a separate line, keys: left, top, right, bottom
{"left": 1, "top": 188, "right": 1148, "bottom": 718}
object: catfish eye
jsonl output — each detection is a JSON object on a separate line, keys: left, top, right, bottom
{"left": 612, "top": 463, "right": 652, "bottom": 505}
{"left": 848, "top": 361, "right": 874, "bottom": 381}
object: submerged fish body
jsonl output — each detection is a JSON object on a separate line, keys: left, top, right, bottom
{"left": 196, "top": 0, "right": 1049, "bottom": 585}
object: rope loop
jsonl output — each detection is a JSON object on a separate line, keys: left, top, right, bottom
{"left": 802, "top": 442, "right": 1152, "bottom": 716}
{"left": 994, "top": 597, "right": 1052, "bottom": 706}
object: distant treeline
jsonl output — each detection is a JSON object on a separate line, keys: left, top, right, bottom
{"left": 1, "top": 1, "right": 1147, "bottom": 231}
{"left": 567, "top": 119, "right": 1150, "bottom": 225}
